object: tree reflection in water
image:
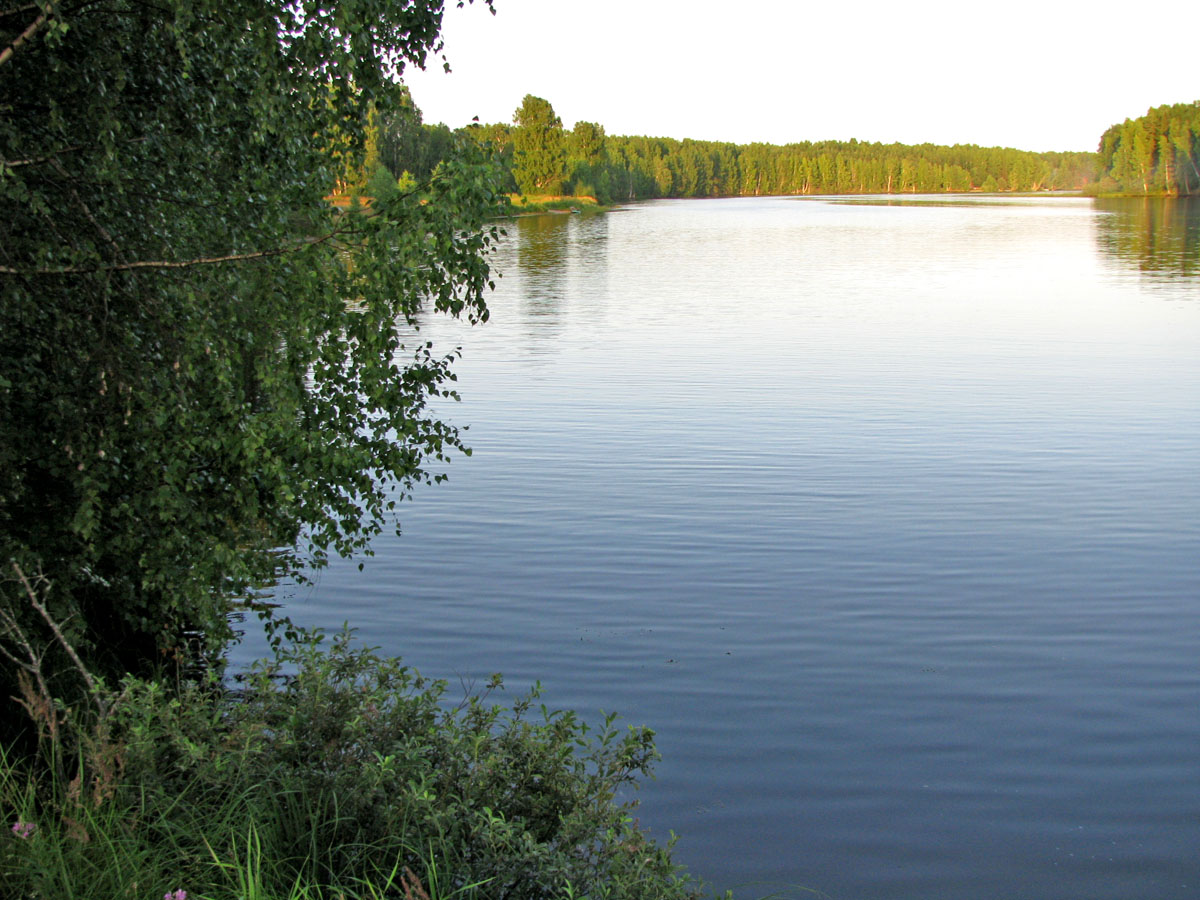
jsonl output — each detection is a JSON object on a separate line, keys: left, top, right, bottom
{"left": 1095, "top": 197, "right": 1200, "bottom": 283}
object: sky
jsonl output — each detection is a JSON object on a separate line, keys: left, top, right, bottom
{"left": 400, "top": 0, "right": 1198, "bottom": 153}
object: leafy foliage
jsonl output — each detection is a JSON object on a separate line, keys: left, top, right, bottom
{"left": 0, "top": 0, "right": 506, "bottom": 688}
{"left": 511, "top": 95, "right": 567, "bottom": 195}
{"left": 0, "top": 626, "right": 705, "bottom": 900}
{"left": 1095, "top": 101, "right": 1200, "bottom": 195}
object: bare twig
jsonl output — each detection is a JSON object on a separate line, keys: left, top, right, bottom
{"left": 3, "top": 136, "right": 150, "bottom": 168}
{"left": 0, "top": 596, "right": 50, "bottom": 694}
{"left": 0, "top": 3, "right": 41, "bottom": 19}
{"left": 0, "top": 574, "right": 60, "bottom": 748}
{"left": 0, "top": 226, "right": 352, "bottom": 275}
{"left": 12, "top": 563, "right": 106, "bottom": 717}
{"left": 51, "top": 157, "right": 125, "bottom": 264}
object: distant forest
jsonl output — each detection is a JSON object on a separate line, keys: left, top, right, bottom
{"left": 1094, "top": 101, "right": 1200, "bottom": 196}
{"left": 370, "top": 94, "right": 1200, "bottom": 202}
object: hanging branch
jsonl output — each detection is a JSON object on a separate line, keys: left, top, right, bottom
{"left": 3, "top": 136, "right": 153, "bottom": 169}
{"left": 51, "top": 157, "right": 126, "bottom": 265}
{"left": 0, "top": 225, "right": 355, "bottom": 275}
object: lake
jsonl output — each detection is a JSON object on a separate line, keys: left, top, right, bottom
{"left": 241, "top": 195, "right": 1200, "bottom": 899}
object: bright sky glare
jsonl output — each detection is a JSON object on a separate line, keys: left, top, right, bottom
{"left": 400, "top": 0, "right": 1198, "bottom": 153}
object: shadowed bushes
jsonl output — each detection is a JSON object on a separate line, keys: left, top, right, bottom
{"left": 1, "top": 616, "right": 706, "bottom": 900}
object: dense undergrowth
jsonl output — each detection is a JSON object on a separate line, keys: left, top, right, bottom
{"left": 1, "top": 586, "right": 707, "bottom": 900}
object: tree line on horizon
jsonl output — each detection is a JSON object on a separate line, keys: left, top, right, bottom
{"left": 373, "top": 93, "right": 1099, "bottom": 202}
{"left": 371, "top": 95, "right": 1200, "bottom": 203}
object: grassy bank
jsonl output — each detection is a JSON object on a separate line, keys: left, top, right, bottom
{"left": 507, "top": 194, "right": 610, "bottom": 215}
{"left": 326, "top": 193, "right": 613, "bottom": 216}
{"left": 1, "top": 614, "right": 712, "bottom": 900}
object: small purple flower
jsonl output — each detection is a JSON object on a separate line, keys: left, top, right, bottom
{"left": 163, "top": 891, "right": 187, "bottom": 900}
{"left": 11, "top": 821, "right": 35, "bottom": 839}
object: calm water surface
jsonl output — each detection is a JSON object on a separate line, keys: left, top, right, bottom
{"left": 246, "top": 196, "right": 1200, "bottom": 899}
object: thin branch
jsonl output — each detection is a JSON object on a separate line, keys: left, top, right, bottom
{"left": 0, "top": 226, "right": 353, "bottom": 275}
{"left": 3, "top": 136, "right": 149, "bottom": 168}
{"left": 0, "top": 3, "right": 40, "bottom": 18}
{"left": 0, "top": 2, "right": 51, "bottom": 68}
{"left": 0, "top": 605, "right": 43, "bottom": 675}
{"left": 51, "top": 157, "right": 125, "bottom": 264}
{"left": 12, "top": 564, "right": 107, "bottom": 717}
{"left": 0, "top": 577, "right": 56, "bottom": 738}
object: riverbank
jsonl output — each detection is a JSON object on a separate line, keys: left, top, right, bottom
{"left": 325, "top": 193, "right": 612, "bottom": 216}
{"left": 1, "top": 624, "right": 713, "bottom": 900}
{"left": 507, "top": 193, "right": 610, "bottom": 215}
{"left": 1080, "top": 180, "right": 1199, "bottom": 198}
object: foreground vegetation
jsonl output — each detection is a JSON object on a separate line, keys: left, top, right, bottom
{"left": 1, "top": 573, "right": 700, "bottom": 899}
{"left": 1, "top": 0, "right": 706, "bottom": 896}
{"left": 1, "top": 0, "right": 510, "bottom": 689}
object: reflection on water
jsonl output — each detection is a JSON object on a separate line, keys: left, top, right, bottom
{"left": 517, "top": 213, "right": 569, "bottom": 322}
{"left": 830, "top": 194, "right": 1079, "bottom": 209}
{"left": 1095, "top": 197, "right": 1200, "bottom": 283}
{"left": 507, "top": 213, "right": 611, "bottom": 356}
{"left": 261, "top": 196, "right": 1200, "bottom": 900}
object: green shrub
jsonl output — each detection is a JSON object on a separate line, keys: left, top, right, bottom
{"left": 1, "top": 626, "right": 706, "bottom": 900}
{"left": 365, "top": 164, "right": 402, "bottom": 204}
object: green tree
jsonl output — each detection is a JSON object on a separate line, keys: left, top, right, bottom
{"left": 378, "top": 86, "right": 431, "bottom": 180}
{"left": 486, "top": 104, "right": 1101, "bottom": 201}
{"left": 1095, "top": 102, "right": 1200, "bottom": 195}
{"left": 1131, "top": 123, "right": 1156, "bottom": 193}
{"left": 0, "top": 0, "right": 506, "bottom": 694}
{"left": 567, "top": 120, "right": 606, "bottom": 165}
{"left": 511, "top": 94, "right": 567, "bottom": 194}
{"left": 565, "top": 119, "right": 606, "bottom": 198}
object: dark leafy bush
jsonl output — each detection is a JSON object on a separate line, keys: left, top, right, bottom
{"left": 2, "top": 626, "right": 706, "bottom": 900}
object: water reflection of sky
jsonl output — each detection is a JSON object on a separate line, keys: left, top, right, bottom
{"left": 828, "top": 193, "right": 1198, "bottom": 287}
{"left": 258, "top": 196, "right": 1200, "bottom": 900}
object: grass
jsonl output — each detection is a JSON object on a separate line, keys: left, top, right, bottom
{"left": 506, "top": 194, "right": 610, "bottom": 215}
{"left": 1, "top": 616, "right": 713, "bottom": 900}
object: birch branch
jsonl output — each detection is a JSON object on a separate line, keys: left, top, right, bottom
{"left": 0, "top": 3, "right": 41, "bottom": 18}
{"left": 3, "top": 136, "right": 151, "bottom": 168}
{"left": 12, "top": 563, "right": 106, "bottom": 717}
{"left": 0, "top": 227, "right": 352, "bottom": 275}
{"left": 0, "top": 2, "right": 50, "bottom": 68}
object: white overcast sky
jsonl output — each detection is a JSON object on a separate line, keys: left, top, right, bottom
{"left": 400, "top": 0, "right": 1197, "bottom": 153}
